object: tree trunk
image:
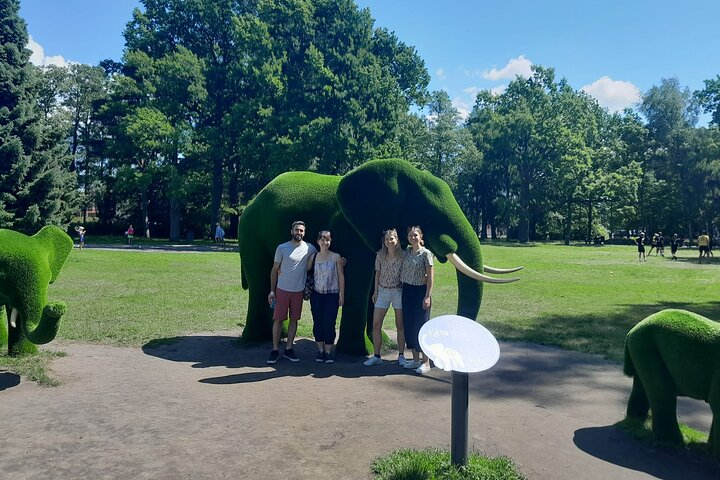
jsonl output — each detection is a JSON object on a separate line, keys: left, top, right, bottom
{"left": 169, "top": 198, "right": 180, "bottom": 242}
{"left": 587, "top": 199, "right": 593, "bottom": 243}
{"left": 518, "top": 182, "right": 530, "bottom": 243}
{"left": 228, "top": 162, "right": 239, "bottom": 240}
{"left": 142, "top": 189, "right": 150, "bottom": 239}
{"left": 211, "top": 154, "right": 223, "bottom": 231}
{"left": 564, "top": 199, "right": 572, "bottom": 246}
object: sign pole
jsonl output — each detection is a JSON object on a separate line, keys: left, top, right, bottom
{"left": 450, "top": 371, "right": 469, "bottom": 466}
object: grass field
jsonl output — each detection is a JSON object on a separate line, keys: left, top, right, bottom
{"left": 2, "top": 242, "right": 718, "bottom": 383}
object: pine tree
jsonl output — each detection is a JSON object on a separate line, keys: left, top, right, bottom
{"left": 0, "top": 0, "right": 77, "bottom": 232}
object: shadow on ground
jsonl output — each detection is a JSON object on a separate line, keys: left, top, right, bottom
{"left": 485, "top": 301, "right": 720, "bottom": 362}
{"left": 574, "top": 425, "right": 720, "bottom": 479}
{"left": 142, "top": 335, "right": 450, "bottom": 385}
{"left": 0, "top": 372, "right": 21, "bottom": 391}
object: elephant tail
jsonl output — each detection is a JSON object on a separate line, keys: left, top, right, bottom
{"left": 623, "top": 339, "right": 636, "bottom": 377}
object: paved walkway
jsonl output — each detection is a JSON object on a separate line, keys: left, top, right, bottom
{"left": 1, "top": 335, "right": 718, "bottom": 479}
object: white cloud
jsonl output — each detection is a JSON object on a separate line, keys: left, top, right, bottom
{"left": 452, "top": 97, "right": 471, "bottom": 121}
{"left": 483, "top": 55, "right": 533, "bottom": 81}
{"left": 581, "top": 76, "right": 641, "bottom": 112}
{"left": 27, "top": 36, "right": 71, "bottom": 67}
{"left": 490, "top": 85, "right": 507, "bottom": 96}
{"left": 463, "top": 86, "right": 480, "bottom": 98}
{"left": 436, "top": 68, "right": 446, "bottom": 80}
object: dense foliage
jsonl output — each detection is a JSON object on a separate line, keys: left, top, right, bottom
{"left": 2, "top": 0, "right": 719, "bottom": 242}
{"left": 0, "top": 0, "right": 77, "bottom": 233}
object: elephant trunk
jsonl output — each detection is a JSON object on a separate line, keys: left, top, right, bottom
{"left": 20, "top": 302, "right": 66, "bottom": 345}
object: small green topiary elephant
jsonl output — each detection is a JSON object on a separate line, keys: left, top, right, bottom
{"left": 624, "top": 309, "right": 720, "bottom": 456}
{"left": 0, "top": 226, "right": 73, "bottom": 355}
{"left": 238, "top": 159, "right": 520, "bottom": 355}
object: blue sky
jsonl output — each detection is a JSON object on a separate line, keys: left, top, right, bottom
{"left": 20, "top": 0, "right": 720, "bottom": 120}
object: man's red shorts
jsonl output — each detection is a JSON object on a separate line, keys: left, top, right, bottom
{"left": 273, "top": 288, "right": 304, "bottom": 322}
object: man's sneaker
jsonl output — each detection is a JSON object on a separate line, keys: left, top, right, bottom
{"left": 284, "top": 349, "right": 300, "bottom": 362}
{"left": 315, "top": 351, "right": 325, "bottom": 363}
{"left": 403, "top": 360, "right": 420, "bottom": 369}
{"left": 267, "top": 350, "right": 280, "bottom": 364}
{"left": 416, "top": 363, "right": 431, "bottom": 374}
{"left": 397, "top": 354, "right": 407, "bottom": 366}
{"left": 324, "top": 352, "right": 334, "bottom": 364}
{"left": 363, "top": 355, "right": 382, "bottom": 366}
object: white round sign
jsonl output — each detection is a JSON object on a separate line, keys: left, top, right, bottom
{"left": 418, "top": 315, "right": 500, "bottom": 373}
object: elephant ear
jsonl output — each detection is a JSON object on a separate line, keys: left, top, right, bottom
{"left": 34, "top": 226, "right": 74, "bottom": 283}
{"left": 337, "top": 159, "right": 410, "bottom": 251}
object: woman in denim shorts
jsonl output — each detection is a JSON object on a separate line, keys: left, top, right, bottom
{"left": 364, "top": 229, "right": 408, "bottom": 367}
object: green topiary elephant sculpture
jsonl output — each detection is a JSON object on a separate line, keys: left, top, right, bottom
{"left": 238, "top": 159, "right": 521, "bottom": 355}
{"left": 0, "top": 226, "right": 73, "bottom": 355}
{"left": 624, "top": 309, "right": 720, "bottom": 456}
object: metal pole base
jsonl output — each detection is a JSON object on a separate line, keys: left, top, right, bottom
{"left": 451, "top": 371, "right": 469, "bottom": 466}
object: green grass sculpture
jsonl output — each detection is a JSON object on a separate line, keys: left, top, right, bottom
{"left": 0, "top": 226, "right": 73, "bottom": 355}
{"left": 624, "top": 309, "right": 720, "bottom": 456}
{"left": 238, "top": 159, "right": 520, "bottom": 355}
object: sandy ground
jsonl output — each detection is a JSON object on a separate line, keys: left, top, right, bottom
{"left": 1, "top": 333, "right": 718, "bottom": 480}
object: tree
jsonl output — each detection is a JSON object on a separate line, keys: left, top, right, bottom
{"left": 122, "top": 0, "right": 429, "bottom": 232}
{"left": 695, "top": 75, "right": 720, "bottom": 127}
{"left": 0, "top": 0, "right": 77, "bottom": 232}
{"left": 639, "top": 78, "right": 701, "bottom": 238}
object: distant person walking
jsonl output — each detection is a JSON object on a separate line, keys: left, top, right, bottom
{"left": 657, "top": 232, "right": 665, "bottom": 257}
{"left": 214, "top": 223, "right": 225, "bottom": 245}
{"left": 647, "top": 233, "right": 658, "bottom": 256}
{"left": 126, "top": 225, "right": 134, "bottom": 245}
{"left": 670, "top": 234, "right": 681, "bottom": 260}
{"left": 74, "top": 226, "right": 86, "bottom": 250}
{"left": 636, "top": 232, "right": 646, "bottom": 262}
{"left": 698, "top": 232, "right": 710, "bottom": 263}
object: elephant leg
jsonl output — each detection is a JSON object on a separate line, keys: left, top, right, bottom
{"left": 647, "top": 389, "right": 683, "bottom": 445}
{"left": 626, "top": 376, "right": 650, "bottom": 420}
{"left": 241, "top": 248, "right": 275, "bottom": 342}
{"left": 709, "top": 386, "right": 720, "bottom": 457}
{"left": 8, "top": 320, "right": 39, "bottom": 356}
{"left": 0, "top": 305, "right": 7, "bottom": 352}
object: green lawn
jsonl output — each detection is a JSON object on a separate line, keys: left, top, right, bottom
{"left": 3, "top": 242, "right": 718, "bottom": 383}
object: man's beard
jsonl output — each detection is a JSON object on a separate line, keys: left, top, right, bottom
{"left": 293, "top": 233, "right": 303, "bottom": 241}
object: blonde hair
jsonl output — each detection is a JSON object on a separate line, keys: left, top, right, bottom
{"left": 378, "top": 228, "right": 401, "bottom": 261}
{"left": 407, "top": 225, "right": 425, "bottom": 246}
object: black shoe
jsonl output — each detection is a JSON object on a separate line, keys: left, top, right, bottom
{"left": 324, "top": 352, "right": 334, "bottom": 364}
{"left": 267, "top": 350, "right": 280, "bottom": 364}
{"left": 315, "top": 351, "right": 325, "bottom": 363}
{"left": 284, "top": 349, "right": 299, "bottom": 362}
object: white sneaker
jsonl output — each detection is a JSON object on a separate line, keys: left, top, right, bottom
{"left": 397, "top": 354, "right": 407, "bottom": 366}
{"left": 403, "top": 360, "right": 420, "bottom": 369}
{"left": 363, "top": 356, "right": 382, "bottom": 366}
{"left": 416, "top": 363, "right": 431, "bottom": 374}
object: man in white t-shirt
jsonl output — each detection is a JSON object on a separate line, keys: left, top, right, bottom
{"left": 267, "top": 220, "right": 317, "bottom": 364}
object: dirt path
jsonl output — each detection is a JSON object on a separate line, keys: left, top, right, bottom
{"left": 1, "top": 334, "right": 718, "bottom": 479}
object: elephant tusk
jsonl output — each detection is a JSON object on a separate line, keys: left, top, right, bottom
{"left": 483, "top": 265, "right": 524, "bottom": 274}
{"left": 447, "top": 253, "right": 519, "bottom": 284}
{"left": 10, "top": 308, "right": 18, "bottom": 328}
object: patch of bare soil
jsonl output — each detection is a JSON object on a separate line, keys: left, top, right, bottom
{"left": 1, "top": 333, "right": 718, "bottom": 479}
